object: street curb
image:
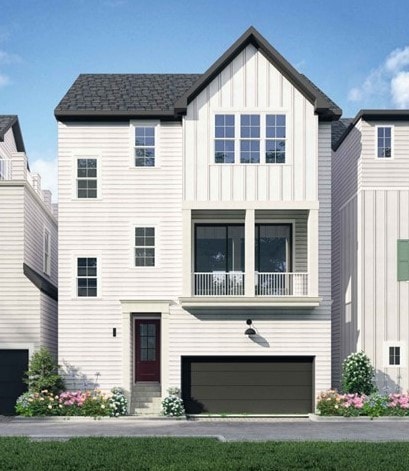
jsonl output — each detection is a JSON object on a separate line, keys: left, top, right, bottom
{"left": 1, "top": 415, "right": 187, "bottom": 422}
{"left": 309, "top": 413, "right": 409, "bottom": 422}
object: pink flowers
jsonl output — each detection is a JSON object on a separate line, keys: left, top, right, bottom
{"left": 59, "top": 391, "right": 90, "bottom": 407}
{"left": 388, "top": 393, "right": 409, "bottom": 409}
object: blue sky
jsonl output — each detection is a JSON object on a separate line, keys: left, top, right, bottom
{"left": 1, "top": 0, "right": 409, "bottom": 198}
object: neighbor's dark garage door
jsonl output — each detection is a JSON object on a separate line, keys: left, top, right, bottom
{"left": 182, "top": 356, "right": 313, "bottom": 414}
{"left": 0, "top": 350, "right": 29, "bottom": 415}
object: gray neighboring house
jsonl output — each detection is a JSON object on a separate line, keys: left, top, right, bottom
{"left": 0, "top": 115, "right": 58, "bottom": 415}
{"left": 332, "top": 110, "right": 409, "bottom": 392}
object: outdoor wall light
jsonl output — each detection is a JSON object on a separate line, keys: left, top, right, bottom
{"left": 244, "top": 319, "right": 256, "bottom": 336}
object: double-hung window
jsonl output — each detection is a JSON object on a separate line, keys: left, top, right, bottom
{"left": 77, "top": 257, "right": 97, "bottom": 297}
{"left": 43, "top": 229, "right": 51, "bottom": 275}
{"left": 389, "top": 346, "right": 401, "bottom": 366}
{"left": 214, "top": 114, "right": 286, "bottom": 164}
{"left": 377, "top": 126, "right": 392, "bottom": 158}
{"left": 77, "top": 158, "right": 97, "bottom": 198}
{"left": 135, "top": 227, "right": 155, "bottom": 266}
{"left": 135, "top": 127, "right": 155, "bottom": 167}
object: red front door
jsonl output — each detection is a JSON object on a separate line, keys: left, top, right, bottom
{"left": 135, "top": 319, "right": 160, "bottom": 382}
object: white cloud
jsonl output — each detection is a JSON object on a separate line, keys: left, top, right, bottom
{"left": 0, "top": 72, "right": 9, "bottom": 88}
{"left": 29, "top": 157, "right": 58, "bottom": 202}
{"left": 0, "top": 50, "right": 21, "bottom": 64}
{"left": 348, "top": 45, "right": 409, "bottom": 108}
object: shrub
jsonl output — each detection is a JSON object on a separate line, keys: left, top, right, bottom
{"left": 25, "top": 347, "right": 64, "bottom": 394}
{"left": 362, "top": 393, "right": 388, "bottom": 418}
{"left": 316, "top": 390, "right": 343, "bottom": 416}
{"left": 162, "top": 388, "right": 185, "bottom": 417}
{"left": 341, "top": 351, "right": 376, "bottom": 395}
{"left": 109, "top": 387, "right": 128, "bottom": 416}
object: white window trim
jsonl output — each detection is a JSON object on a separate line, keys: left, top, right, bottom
{"left": 212, "top": 111, "right": 289, "bottom": 166}
{"left": 72, "top": 253, "right": 102, "bottom": 299}
{"left": 129, "top": 120, "right": 160, "bottom": 168}
{"left": 384, "top": 341, "right": 406, "bottom": 368}
{"left": 375, "top": 125, "right": 394, "bottom": 160}
{"left": 71, "top": 152, "right": 102, "bottom": 201}
{"left": 130, "top": 221, "right": 160, "bottom": 269}
{"left": 43, "top": 227, "right": 51, "bottom": 276}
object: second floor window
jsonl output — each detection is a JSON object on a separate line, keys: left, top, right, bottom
{"left": 77, "top": 257, "right": 97, "bottom": 297}
{"left": 135, "top": 127, "right": 155, "bottom": 167}
{"left": 135, "top": 227, "right": 155, "bottom": 266}
{"left": 77, "top": 158, "right": 97, "bottom": 198}
{"left": 377, "top": 126, "right": 392, "bottom": 158}
{"left": 215, "top": 114, "right": 286, "bottom": 164}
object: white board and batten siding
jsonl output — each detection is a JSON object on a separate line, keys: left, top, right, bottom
{"left": 333, "top": 118, "right": 409, "bottom": 391}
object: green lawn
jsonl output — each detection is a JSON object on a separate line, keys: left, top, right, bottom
{"left": 1, "top": 437, "right": 409, "bottom": 470}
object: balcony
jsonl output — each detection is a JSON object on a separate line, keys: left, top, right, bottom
{"left": 194, "top": 272, "right": 245, "bottom": 296}
{"left": 256, "top": 272, "right": 308, "bottom": 296}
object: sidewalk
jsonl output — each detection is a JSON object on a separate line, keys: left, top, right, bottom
{"left": 1, "top": 416, "right": 409, "bottom": 442}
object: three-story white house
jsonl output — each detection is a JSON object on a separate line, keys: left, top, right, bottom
{"left": 332, "top": 110, "right": 409, "bottom": 393}
{"left": 55, "top": 28, "right": 341, "bottom": 414}
{"left": 0, "top": 115, "right": 58, "bottom": 414}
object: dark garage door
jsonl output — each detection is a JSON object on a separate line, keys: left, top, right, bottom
{"left": 0, "top": 350, "right": 29, "bottom": 415}
{"left": 182, "top": 356, "right": 313, "bottom": 414}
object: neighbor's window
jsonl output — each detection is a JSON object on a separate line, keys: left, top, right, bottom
{"left": 266, "top": 114, "right": 286, "bottom": 163}
{"left": 397, "top": 239, "right": 409, "bottom": 281}
{"left": 135, "top": 127, "right": 155, "bottom": 167}
{"left": 77, "top": 158, "right": 97, "bottom": 198}
{"left": 0, "top": 156, "right": 5, "bottom": 180}
{"left": 43, "top": 229, "right": 51, "bottom": 275}
{"left": 135, "top": 227, "right": 155, "bottom": 266}
{"left": 215, "top": 115, "right": 235, "bottom": 164}
{"left": 377, "top": 126, "right": 392, "bottom": 158}
{"left": 77, "top": 257, "right": 97, "bottom": 297}
{"left": 389, "top": 346, "right": 401, "bottom": 366}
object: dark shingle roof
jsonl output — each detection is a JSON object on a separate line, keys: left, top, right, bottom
{"left": 0, "top": 115, "right": 25, "bottom": 152}
{"left": 300, "top": 75, "right": 342, "bottom": 119}
{"left": 55, "top": 74, "right": 201, "bottom": 117}
{"left": 331, "top": 118, "right": 353, "bottom": 149}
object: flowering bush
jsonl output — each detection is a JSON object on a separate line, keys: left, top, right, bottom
{"left": 317, "top": 390, "right": 409, "bottom": 417}
{"left": 162, "top": 388, "right": 185, "bottom": 417}
{"left": 16, "top": 389, "right": 113, "bottom": 417}
{"left": 109, "top": 387, "right": 128, "bottom": 417}
{"left": 342, "top": 352, "right": 376, "bottom": 395}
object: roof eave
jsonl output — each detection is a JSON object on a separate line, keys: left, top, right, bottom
{"left": 54, "top": 109, "right": 180, "bottom": 122}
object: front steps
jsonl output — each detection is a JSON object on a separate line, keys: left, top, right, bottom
{"left": 131, "top": 382, "right": 162, "bottom": 416}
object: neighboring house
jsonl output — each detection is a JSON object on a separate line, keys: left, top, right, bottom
{"left": 332, "top": 110, "right": 409, "bottom": 392}
{"left": 0, "top": 115, "right": 58, "bottom": 415}
{"left": 55, "top": 27, "right": 341, "bottom": 415}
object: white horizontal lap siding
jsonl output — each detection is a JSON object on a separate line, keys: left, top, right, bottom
{"left": 361, "top": 121, "right": 409, "bottom": 187}
{"left": 40, "top": 293, "right": 58, "bottom": 358}
{"left": 184, "top": 44, "right": 317, "bottom": 203}
{"left": 0, "top": 185, "right": 42, "bottom": 347}
{"left": 167, "top": 305, "right": 331, "bottom": 396}
{"left": 58, "top": 121, "right": 183, "bottom": 389}
{"left": 24, "top": 187, "right": 58, "bottom": 285}
{"left": 1, "top": 128, "right": 18, "bottom": 158}
{"left": 331, "top": 122, "right": 362, "bottom": 388}
{"left": 360, "top": 189, "right": 409, "bottom": 391}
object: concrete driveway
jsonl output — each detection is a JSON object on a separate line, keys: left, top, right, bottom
{"left": 1, "top": 416, "right": 409, "bottom": 442}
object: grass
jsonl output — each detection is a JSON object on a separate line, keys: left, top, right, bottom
{"left": 0, "top": 437, "right": 409, "bottom": 470}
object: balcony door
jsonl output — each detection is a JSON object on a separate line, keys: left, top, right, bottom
{"left": 255, "top": 224, "right": 292, "bottom": 272}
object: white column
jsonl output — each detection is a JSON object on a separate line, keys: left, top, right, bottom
{"left": 182, "top": 209, "right": 192, "bottom": 296}
{"left": 308, "top": 209, "right": 319, "bottom": 297}
{"left": 121, "top": 310, "right": 132, "bottom": 411}
{"left": 245, "top": 209, "right": 255, "bottom": 297}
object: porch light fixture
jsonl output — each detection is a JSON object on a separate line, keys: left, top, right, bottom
{"left": 244, "top": 319, "right": 256, "bottom": 336}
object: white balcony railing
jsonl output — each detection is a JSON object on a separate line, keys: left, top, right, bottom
{"left": 193, "top": 272, "right": 245, "bottom": 296}
{"left": 256, "top": 272, "right": 308, "bottom": 296}
{"left": 193, "top": 272, "right": 309, "bottom": 297}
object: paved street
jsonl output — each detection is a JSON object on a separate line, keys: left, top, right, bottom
{"left": 0, "top": 417, "right": 408, "bottom": 442}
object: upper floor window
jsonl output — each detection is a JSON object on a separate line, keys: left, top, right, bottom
{"left": 215, "top": 115, "right": 235, "bottom": 163}
{"left": 77, "top": 158, "right": 97, "bottom": 198}
{"left": 377, "top": 126, "right": 392, "bottom": 158}
{"left": 43, "top": 229, "right": 51, "bottom": 275}
{"left": 389, "top": 346, "right": 401, "bottom": 366}
{"left": 214, "top": 114, "right": 286, "bottom": 164}
{"left": 135, "top": 227, "right": 155, "bottom": 266}
{"left": 77, "top": 257, "right": 97, "bottom": 297}
{"left": 135, "top": 127, "right": 155, "bottom": 167}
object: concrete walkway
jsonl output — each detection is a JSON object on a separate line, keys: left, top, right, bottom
{"left": 1, "top": 416, "right": 409, "bottom": 442}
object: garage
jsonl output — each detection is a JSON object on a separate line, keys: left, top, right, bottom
{"left": 0, "top": 350, "right": 29, "bottom": 415}
{"left": 182, "top": 356, "right": 314, "bottom": 414}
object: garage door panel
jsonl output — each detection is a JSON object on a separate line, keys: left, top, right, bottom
{"left": 0, "top": 350, "right": 28, "bottom": 416}
{"left": 191, "top": 371, "right": 312, "bottom": 387}
{"left": 182, "top": 356, "right": 313, "bottom": 415}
